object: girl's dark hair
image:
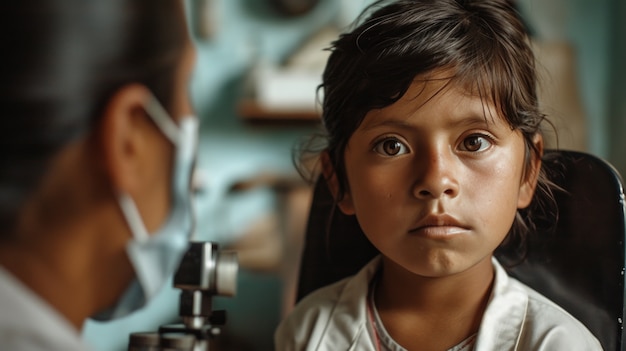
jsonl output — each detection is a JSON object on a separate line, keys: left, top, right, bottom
{"left": 298, "top": 0, "right": 556, "bottom": 249}
{"left": 0, "top": 0, "right": 188, "bottom": 234}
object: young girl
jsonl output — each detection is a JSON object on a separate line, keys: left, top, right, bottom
{"left": 275, "top": 0, "right": 602, "bottom": 350}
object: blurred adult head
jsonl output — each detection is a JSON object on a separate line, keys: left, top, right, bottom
{"left": 0, "top": 0, "right": 196, "bottom": 327}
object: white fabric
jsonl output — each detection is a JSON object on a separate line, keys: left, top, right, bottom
{"left": 275, "top": 256, "right": 603, "bottom": 351}
{"left": 0, "top": 266, "right": 92, "bottom": 351}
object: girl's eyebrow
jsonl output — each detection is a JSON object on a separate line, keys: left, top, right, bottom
{"left": 360, "top": 119, "right": 415, "bottom": 131}
{"left": 360, "top": 114, "right": 496, "bottom": 132}
{"left": 456, "top": 114, "right": 495, "bottom": 128}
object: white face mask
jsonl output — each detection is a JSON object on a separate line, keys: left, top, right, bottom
{"left": 92, "top": 94, "right": 198, "bottom": 321}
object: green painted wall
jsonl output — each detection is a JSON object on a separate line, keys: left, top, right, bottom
{"left": 609, "top": 0, "right": 626, "bottom": 175}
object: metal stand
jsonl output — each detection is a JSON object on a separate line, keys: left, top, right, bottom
{"left": 128, "top": 242, "right": 238, "bottom": 351}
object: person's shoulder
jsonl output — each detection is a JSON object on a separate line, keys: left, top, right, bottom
{"left": 275, "top": 257, "right": 380, "bottom": 351}
{"left": 277, "top": 276, "right": 351, "bottom": 332}
{"left": 279, "top": 256, "right": 380, "bottom": 330}
{"left": 508, "top": 279, "right": 603, "bottom": 350}
{"left": 274, "top": 277, "right": 351, "bottom": 351}
{"left": 486, "top": 260, "right": 603, "bottom": 350}
{"left": 298, "top": 276, "right": 351, "bottom": 307}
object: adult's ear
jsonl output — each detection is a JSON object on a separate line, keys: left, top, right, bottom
{"left": 320, "top": 151, "right": 355, "bottom": 215}
{"left": 98, "top": 84, "right": 153, "bottom": 194}
{"left": 518, "top": 133, "right": 544, "bottom": 209}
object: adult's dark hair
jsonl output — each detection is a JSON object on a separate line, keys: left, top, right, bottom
{"left": 299, "top": 0, "right": 556, "bottom": 250}
{"left": 0, "top": 0, "right": 188, "bottom": 235}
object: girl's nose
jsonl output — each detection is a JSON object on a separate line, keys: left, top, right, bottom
{"left": 412, "top": 151, "right": 460, "bottom": 200}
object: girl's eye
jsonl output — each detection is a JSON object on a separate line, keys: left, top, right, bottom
{"left": 460, "top": 135, "right": 492, "bottom": 152}
{"left": 373, "top": 138, "right": 409, "bottom": 156}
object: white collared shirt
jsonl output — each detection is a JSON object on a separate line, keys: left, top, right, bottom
{"left": 0, "top": 266, "right": 92, "bottom": 351}
{"left": 275, "top": 256, "right": 603, "bottom": 351}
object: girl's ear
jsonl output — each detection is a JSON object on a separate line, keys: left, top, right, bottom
{"left": 517, "top": 133, "right": 544, "bottom": 209}
{"left": 320, "top": 151, "right": 355, "bottom": 215}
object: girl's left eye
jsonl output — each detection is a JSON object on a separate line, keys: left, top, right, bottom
{"left": 373, "top": 138, "right": 409, "bottom": 156}
{"left": 460, "top": 135, "right": 492, "bottom": 152}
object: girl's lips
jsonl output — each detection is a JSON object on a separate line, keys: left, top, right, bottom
{"left": 410, "top": 225, "right": 468, "bottom": 237}
{"left": 409, "top": 214, "right": 470, "bottom": 236}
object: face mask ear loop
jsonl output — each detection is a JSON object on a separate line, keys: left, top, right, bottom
{"left": 144, "top": 95, "right": 180, "bottom": 146}
{"left": 180, "top": 117, "right": 200, "bottom": 242}
{"left": 190, "top": 167, "right": 199, "bottom": 242}
{"left": 190, "top": 137, "right": 199, "bottom": 242}
{"left": 118, "top": 192, "right": 150, "bottom": 243}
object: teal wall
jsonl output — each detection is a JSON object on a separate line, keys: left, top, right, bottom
{"left": 519, "top": 0, "right": 609, "bottom": 157}
{"left": 609, "top": 0, "right": 626, "bottom": 175}
{"left": 565, "top": 0, "right": 613, "bottom": 158}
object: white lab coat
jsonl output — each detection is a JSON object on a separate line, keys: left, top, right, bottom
{"left": 275, "top": 256, "right": 603, "bottom": 351}
{"left": 0, "top": 266, "right": 92, "bottom": 351}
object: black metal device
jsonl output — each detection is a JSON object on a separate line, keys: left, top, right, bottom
{"left": 128, "top": 242, "right": 238, "bottom": 351}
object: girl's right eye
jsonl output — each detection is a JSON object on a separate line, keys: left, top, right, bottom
{"left": 373, "top": 137, "right": 409, "bottom": 156}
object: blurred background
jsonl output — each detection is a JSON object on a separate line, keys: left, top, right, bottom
{"left": 83, "top": 0, "right": 626, "bottom": 350}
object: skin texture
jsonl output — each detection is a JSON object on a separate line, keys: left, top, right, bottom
{"left": 0, "top": 41, "right": 197, "bottom": 330}
{"left": 325, "top": 71, "right": 542, "bottom": 350}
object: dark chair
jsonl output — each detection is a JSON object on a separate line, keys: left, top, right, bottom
{"left": 296, "top": 150, "right": 626, "bottom": 351}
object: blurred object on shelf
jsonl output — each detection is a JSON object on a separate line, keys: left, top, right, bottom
{"left": 237, "top": 99, "right": 319, "bottom": 124}
{"left": 243, "top": 63, "right": 320, "bottom": 115}
{"left": 284, "top": 27, "right": 337, "bottom": 70}
{"left": 238, "top": 27, "right": 339, "bottom": 124}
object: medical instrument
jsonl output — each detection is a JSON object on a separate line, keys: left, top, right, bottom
{"left": 128, "top": 241, "right": 238, "bottom": 351}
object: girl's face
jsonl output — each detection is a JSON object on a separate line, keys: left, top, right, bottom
{"left": 334, "top": 72, "right": 541, "bottom": 279}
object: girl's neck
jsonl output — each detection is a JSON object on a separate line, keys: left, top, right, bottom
{"left": 373, "top": 256, "right": 494, "bottom": 351}
{"left": 376, "top": 256, "right": 494, "bottom": 312}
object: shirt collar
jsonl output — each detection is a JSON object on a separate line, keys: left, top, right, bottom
{"left": 473, "top": 258, "right": 528, "bottom": 351}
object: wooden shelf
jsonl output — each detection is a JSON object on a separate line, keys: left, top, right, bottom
{"left": 237, "top": 99, "right": 320, "bottom": 124}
